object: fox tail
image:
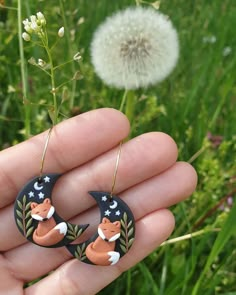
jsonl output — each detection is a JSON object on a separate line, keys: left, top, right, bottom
{"left": 86, "top": 243, "right": 120, "bottom": 266}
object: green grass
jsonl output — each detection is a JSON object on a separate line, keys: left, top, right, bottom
{"left": 0, "top": 0, "right": 236, "bottom": 294}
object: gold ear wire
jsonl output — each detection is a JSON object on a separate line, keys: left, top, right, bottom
{"left": 110, "top": 140, "right": 123, "bottom": 199}
{"left": 39, "top": 127, "right": 53, "bottom": 182}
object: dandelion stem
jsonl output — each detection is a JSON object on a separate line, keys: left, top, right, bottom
{"left": 18, "top": 0, "right": 31, "bottom": 138}
{"left": 119, "top": 89, "right": 128, "bottom": 113}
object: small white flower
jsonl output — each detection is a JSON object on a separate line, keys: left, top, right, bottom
{"left": 31, "top": 20, "right": 40, "bottom": 32}
{"left": 202, "top": 35, "right": 217, "bottom": 44}
{"left": 38, "top": 58, "right": 46, "bottom": 67}
{"left": 22, "top": 32, "right": 31, "bottom": 41}
{"left": 36, "top": 12, "right": 45, "bottom": 21}
{"left": 30, "top": 15, "right": 37, "bottom": 23}
{"left": 37, "top": 12, "right": 46, "bottom": 26}
{"left": 24, "top": 24, "right": 32, "bottom": 34}
{"left": 58, "top": 26, "right": 64, "bottom": 38}
{"left": 22, "top": 18, "right": 30, "bottom": 26}
{"left": 73, "top": 52, "right": 82, "bottom": 61}
{"left": 222, "top": 46, "right": 232, "bottom": 57}
{"left": 91, "top": 7, "right": 179, "bottom": 89}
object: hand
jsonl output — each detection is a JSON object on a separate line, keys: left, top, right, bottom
{"left": 0, "top": 108, "right": 197, "bottom": 295}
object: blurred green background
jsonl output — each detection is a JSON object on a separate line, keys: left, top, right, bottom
{"left": 0, "top": 0, "right": 236, "bottom": 294}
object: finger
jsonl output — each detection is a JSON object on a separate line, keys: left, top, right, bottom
{"left": 0, "top": 108, "right": 130, "bottom": 208}
{"left": 0, "top": 132, "right": 178, "bottom": 250}
{"left": 25, "top": 209, "right": 175, "bottom": 295}
{"left": 4, "top": 161, "right": 196, "bottom": 281}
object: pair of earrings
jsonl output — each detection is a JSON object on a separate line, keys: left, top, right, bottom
{"left": 14, "top": 129, "right": 135, "bottom": 266}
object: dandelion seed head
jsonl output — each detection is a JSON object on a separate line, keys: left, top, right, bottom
{"left": 91, "top": 7, "right": 179, "bottom": 89}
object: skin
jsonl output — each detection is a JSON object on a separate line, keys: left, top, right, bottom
{"left": 0, "top": 108, "right": 197, "bottom": 295}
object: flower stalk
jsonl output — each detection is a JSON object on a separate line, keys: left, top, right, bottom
{"left": 21, "top": 11, "right": 64, "bottom": 125}
{"left": 18, "top": 0, "right": 31, "bottom": 138}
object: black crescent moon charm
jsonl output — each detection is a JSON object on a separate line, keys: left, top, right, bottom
{"left": 66, "top": 191, "right": 135, "bottom": 266}
{"left": 14, "top": 173, "right": 89, "bottom": 248}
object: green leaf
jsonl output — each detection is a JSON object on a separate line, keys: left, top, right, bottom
{"left": 81, "top": 256, "right": 87, "bottom": 261}
{"left": 120, "top": 238, "right": 126, "bottom": 246}
{"left": 16, "top": 209, "right": 23, "bottom": 219}
{"left": 127, "top": 220, "right": 133, "bottom": 228}
{"left": 120, "top": 244, "right": 127, "bottom": 254}
{"left": 120, "top": 219, "right": 125, "bottom": 229}
{"left": 77, "top": 245, "right": 82, "bottom": 255}
{"left": 17, "top": 200, "right": 23, "bottom": 210}
{"left": 66, "top": 235, "right": 76, "bottom": 240}
{"left": 68, "top": 223, "right": 74, "bottom": 231}
{"left": 128, "top": 227, "right": 134, "bottom": 237}
{"left": 121, "top": 229, "right": 126, "bottom": 238}
{"left": 67, "top": 231, "right": 74, "bottom": 237}
{"left": 81, "top": 243, "right": 86, "bottom": 251}
{"left": 76, "top": 228, "right": 83, "bottom": 237}
{"left": 26, "top": 226, "right": 34, "bottom": 238}
{"left": 75, "top": 252, "right": 80, "bottom": 260}
{"left": 128, "top": 238, "right": 134, "bottom": 248}
{"left": 23, "top": 195, "right": 27, "bottom": 206}
{"left": 16, "top": 219, "right": 24, "bottom": 231}
{"left": 123, "top": 212, "right": 128, "bottom": 223}
{"left": 25, "top": 202, "right": 32, "bottom": 211}
{"left": 74, "top": 225, "right": 79, "bottom": 234}
{"left": 26, "top": 218, "right": 33, "bottom": 229}
{"left": 26, "top": 210, "right": 32, "bottom": 219}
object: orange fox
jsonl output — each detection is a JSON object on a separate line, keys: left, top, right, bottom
{"left": 30, "top": 198, "right": 67, "bottom": 247}
{"left": 85, "top": 217, "right": 121, "bottom": 266}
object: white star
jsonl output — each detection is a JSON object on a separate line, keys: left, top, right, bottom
{"left": 102, "top": 196, "right": 107, "bottom": 202}
{"left": 38, "top": 192, "right": 45, "bottom": 199}
{"left": 44, "top": 176, "right": 50, "bottom": 183}
{"left": 115, "top": 210, "right": 121, "bottom": 216}
{"left": 104, "top": 209, "right": 111, "bottom": 216}
{"left": 28, "top": 191, "right": 34, "bottom": 198}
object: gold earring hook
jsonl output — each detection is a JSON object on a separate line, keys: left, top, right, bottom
{"left": 39, "top": 127, "right": 53, "bottom": 182}
{"left": 110, "top": 140, "right": 123, "bottom": 199}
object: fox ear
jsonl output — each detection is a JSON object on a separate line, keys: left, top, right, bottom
{"left": 102, "top": 217, "right": 110, "bottom": 223}
{"left": 113, "top": 221, "right": 121, "bottom": 228}
{"left": 31, "top": 202, "right": 38, "bottom": 209}
{"left": 43, "top": 198, "right": 51, "bottom": 204}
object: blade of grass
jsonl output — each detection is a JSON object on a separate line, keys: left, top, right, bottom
{"left": 192, "top": 202, "right": 236, "bottom": 294}
{"left": 138, "top": 261, "right": 159, "bottom": 294}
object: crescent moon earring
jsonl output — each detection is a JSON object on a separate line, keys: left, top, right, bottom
{"left": 14, "top": 127, "right": 88, "bottom": 248}
{"left": 66, "top": 141, "right": 135, "bottom": 266}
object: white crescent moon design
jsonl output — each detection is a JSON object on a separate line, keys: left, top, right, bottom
{"left": 66, "top": 191, "right": 135, "bottom": 265}
{"left": 14, "top": 173, "right": 89, "bottom": 248}
{"left": 109, "top": 200, "right": 118, "bottom": 209}
{"left": 34, "top": 181, "right": 43, "bottom": 190}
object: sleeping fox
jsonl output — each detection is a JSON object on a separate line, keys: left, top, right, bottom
{"left": 30, "top": 198, "right": 67, "bottom": 247}
{"left": 86, "top": 217, "right": 121, "bottom": 266}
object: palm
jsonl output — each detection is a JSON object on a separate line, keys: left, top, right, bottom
{"left": 0, "top": 109, "right": 197, "bottom": 294}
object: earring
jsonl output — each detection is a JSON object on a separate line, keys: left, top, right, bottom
{"left": 14, "top": 128, "right": 88, "bottom": 248}
{"left": 14, "top": 132, "right": 135, "bottom": 266}
{"left": 65, "top": 141, "right": 135, "bottom": 266}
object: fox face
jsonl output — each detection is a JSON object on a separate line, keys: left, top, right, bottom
{"left": 31, "top": 198, "right": 55, "bottom": 221}
{"left": 98, "top": 217, "right": 121, "bottom": 242}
